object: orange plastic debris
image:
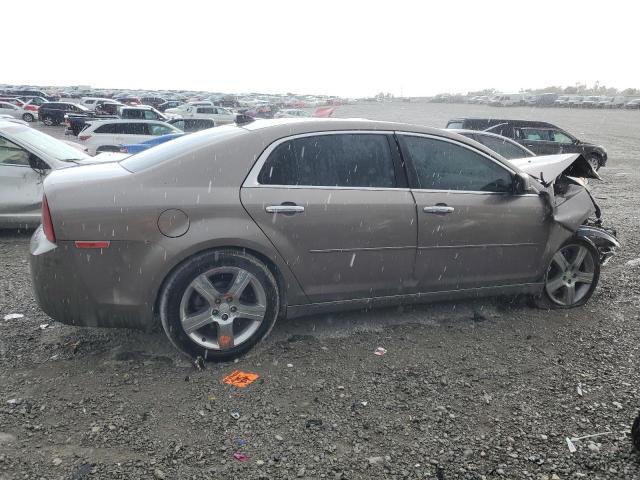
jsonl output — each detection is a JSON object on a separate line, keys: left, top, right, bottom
{"left": 223, "top": 370, "right": 259, "bottom": 388}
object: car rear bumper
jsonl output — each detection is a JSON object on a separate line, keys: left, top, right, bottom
{"left": 29, "top": 227, "right": 156, "bottom": 330}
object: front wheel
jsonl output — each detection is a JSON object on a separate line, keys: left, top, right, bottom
{"left": 160, "top": 250, "right": 279, "bottom": 361}
{"left": 42, "top": 115, "right": 55, "bottom": 126}
{"left": 22, "top": 113, "right": 34, "bottom": 122}
{"left": 535, "top": 240, "right": 600, "bottom": 309}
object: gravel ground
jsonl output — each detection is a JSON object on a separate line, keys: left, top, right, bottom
{"left": 1, "top": 103, "right": 639, "bottom": 479}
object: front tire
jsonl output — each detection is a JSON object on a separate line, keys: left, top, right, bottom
{"left": 535, "top": 239, "right": 600, "bottom": 309}
{"left": 22, "top": 113, "right": 34, "bottom": 122}
{"left": 42, "top": 115, "right": 55, "bottom": 126}
{"left": 160, "top": 250, "right": 279, "bottom": 361}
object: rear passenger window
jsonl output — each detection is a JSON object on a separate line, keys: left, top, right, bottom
{"left": 95, "top": 123, "right": 118, "bottom": 134}
{"left": 401, "top": 136, "right": 513, "bottom": 193}
{"left": 122, "top": 123, "right": 148, "bottom": 135}
{"left": 258, "top": 134, "right": 396, "bottom": 188}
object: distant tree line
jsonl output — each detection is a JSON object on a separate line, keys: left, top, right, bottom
{"left": 467, "top": 82, "right": 639, "bottom": 97}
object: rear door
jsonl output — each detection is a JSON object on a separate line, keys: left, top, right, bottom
{"left": 120, "top": 122, "right": 150, "bottom": 144}
{"left": 241, "top": 131, "right": 417, "bottom": 303}
{"left": 397, "top": 133, "right": 549, "bottom": 292}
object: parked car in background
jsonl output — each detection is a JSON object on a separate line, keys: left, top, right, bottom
{"left": 450, "top": 129, "right": 535, "bottom": 159}
{"left": 580, "top": 96, "right": 601, "bottom": 108}
{"left": 624, "top": 98, "right": 640, "bottom": 109}
{"left": 77, "top": 119, "right": 182, "bottom": 154}
{"left": 597, "top": 96, "right": 626, "bottom": 108}
{"left": 39, "top": 102, "right": 89, "bottom": 126}
{"left": 489, "top": 94, "right": 524, "bottom": 107}
{"left": 274, "top": 109, "right": 311, "bottom": 118}
{"left": 166, "top": 105, "right": 235, "bottom": 125}
{"left": 157, "top": 100, "right": 183, "bottom": 112}
{"left": 0, "top": 120, "right": 124, "bottom": 227}
{"left": 80, "top": 97, "right": 114, "bottom": 111}
{"left": 140, "top": 96, "right": 167, "bottom": 108}
{"left": 29, "top": 118, "right": 618, "bottom": 361}
{"left": 446, "top": 118, "right": 607, "bottom": 170}
{"left": 167, "top": 117, "right": 216, "bottom": 132}
{"left": 4, "top": 89, "right": 56, "bottom": 101}
{"left": 0, "top": 101, "right": 38, "bottom": 123}
{"left": 119, "top": 133, "right": 184, "bottom": 154}
{"left": 567, "top": 96, "right": 584, "bottom": 108}
{"left": 16, "top": 96, "right": 48, "bottom": 107}
{"left": 554, "top": 95, "right": 570, "bottom": 107}
{"left": 117, "top": 105, "right": 168, "bottom": 121}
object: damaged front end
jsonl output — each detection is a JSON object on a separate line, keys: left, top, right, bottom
{"left": 511, "top": 153, "right": 620, "bottom": 266}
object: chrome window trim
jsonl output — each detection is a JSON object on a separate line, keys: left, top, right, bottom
{"left": 243, "top": 130, "right": 397, "bottom": 189}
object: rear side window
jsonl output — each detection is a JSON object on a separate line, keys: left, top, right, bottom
{"left": 400, "top": 135, "right": 513, "bottom": 193}
{"left": 197, "top": 107, "right": 215, "bottom": 114}
{"left": 94, "top": 123, "right": 118, "bottom": 134}
{"left": 122, "top": 123, "right": 148, "bottom": 135}
{"left": 258, "top": 134, "right": 396, "bottom": 188}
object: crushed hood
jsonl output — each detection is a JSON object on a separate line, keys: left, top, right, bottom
{"left": 509, "top": 153, "right": 600, "bottom": 183}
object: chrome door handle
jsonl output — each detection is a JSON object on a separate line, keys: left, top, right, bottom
{"left": 265, "top": 205, "right": 305, "bottom": 214}
{"left": 423, "top": 206, "right": 454, "bottom": 214}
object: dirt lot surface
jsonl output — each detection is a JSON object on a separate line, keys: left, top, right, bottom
{"left": 1, "top": 103, "right": 639, "bottom": 479}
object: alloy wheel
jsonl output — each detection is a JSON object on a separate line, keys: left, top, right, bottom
{"left": 544, "top": 244, "right": 595, "bottom": 306}
{"left": 179, "top": 267, "right": 267, "bottom": 350}
{"left": 43, "top": 116, "right": 53, "bottom": 126}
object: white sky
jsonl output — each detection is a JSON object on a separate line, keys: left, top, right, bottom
{"left": 4, "top": 0, "right": 639, "bottom": 97}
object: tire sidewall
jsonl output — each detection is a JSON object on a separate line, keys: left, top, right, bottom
{"left": 23, "top": 113, "right": 34, "bottom": 122}
{"left": 160, "top": 250, "right": 279, "bottom": 360}
{"left": 540, "top": 239, "right": 600, "bottom": 309}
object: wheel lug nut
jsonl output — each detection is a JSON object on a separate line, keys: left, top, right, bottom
{"left": 215, "top": 298, "right": 221, "bottom": 304}
{"left": 212, "top": 310, "right": 219, "bottom": 316}
{"left": 221, "top": 314, "right": 229, "bottom": 320}
{"left": 226, "top": 297, "right": 233, "bottom": 303}
{"left": 230, "top": 306, "right": 237, "bottom": 312}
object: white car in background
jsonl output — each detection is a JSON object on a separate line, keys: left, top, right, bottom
{"left": 77, "top": 119, "right": 182, "bottom": 155}
{"left": 0, "top": 101, "right": 38, "bottom": 123}
{"left": 0, "top": 120, "right": 125, "bottom": 227}
{"left": 80, "top": 97, "right": 114, "bottom": 111}
{"left": 165, "top": 105, "right": 236, "bottom": 125}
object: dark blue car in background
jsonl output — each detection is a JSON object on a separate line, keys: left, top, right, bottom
{"left": 119, "top": 133, "right": 184, "bottom": 154}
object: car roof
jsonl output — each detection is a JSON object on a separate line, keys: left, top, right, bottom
{"left": 448, "top": 118, "right": 556, "bottom": 128}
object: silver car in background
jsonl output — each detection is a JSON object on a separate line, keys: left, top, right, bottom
{"left": 0, "top": 120, "right": 125, "bottom": 227}
{"left": 29, "top": 119, "right": 619, "bottom": 361}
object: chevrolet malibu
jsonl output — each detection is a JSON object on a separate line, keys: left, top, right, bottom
{"left": 30, "top": 119, "right": 619, "bottom": 361}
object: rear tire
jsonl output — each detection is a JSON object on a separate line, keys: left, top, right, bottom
{"left": 160, "top": 249, "right": 279, "bottom": 361}
{"left": 22, "top": 113, "right": 34, "bottom": 122}
{"left": 534, "top": 239, "right": 600, "bottom": 309}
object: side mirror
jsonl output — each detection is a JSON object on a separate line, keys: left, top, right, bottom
{"left": 28, "top": 153, "right": 50, "bottom": 172}
{"left": 513, "top": 173, "right": 532, "bottom": 194}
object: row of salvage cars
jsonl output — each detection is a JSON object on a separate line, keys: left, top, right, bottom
{"left": 0, "top": 116, "right": 619, "bottom": 361}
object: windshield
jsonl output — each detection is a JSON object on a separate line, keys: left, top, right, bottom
{"left": 4, "top": 124, "right": 90, "bottom": 161}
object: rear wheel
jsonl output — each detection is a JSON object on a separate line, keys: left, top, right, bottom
{"left": 22, "top": 113, "right": 34, "bottom": 122}
{"left": 160, "top": 250, "right": 279, "bottom": 361}
{"left": 535, "top": 240, "right": 600, "bottom": 309}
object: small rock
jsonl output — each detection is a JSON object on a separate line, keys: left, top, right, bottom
{"left": 463, "top": 448, "right": 473, "bottom": 458}
{"left": 540, "top": 434, "right": 548, "bottom": 440}
{"left": 275, "top": 434, "right": 283, "bottom": 441}
{"left": 612, "top": 401, "right": 623, "bottom": 410}
{"left": 154, "top": 469, "right": 166, "bottom": 479}
{"left": 551, "top": 475, "right": 560, "bottom": 480}
{"left": 587, "top": 442, "right": 600, "bottom": 453}
{"left": 297, "top": 467, "right": 306, "bottom": 477}
{"left": 367, "top": 456, "right": 384, "bottom": 465}
{"left": 256, "top": 460, "right": 265, "bottom": 466}
{"left": 287, "top": 363, "right": 293, "bottom": 368}
{"left": 52, "top": 458, "right": 62, "bottom": 466}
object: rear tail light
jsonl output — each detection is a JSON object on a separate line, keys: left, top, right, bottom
{"left": 42, "top": 195, "right": 56, "bottom": 243}
{"left": 78, "top": 135, "right": 91, "bottom": 141}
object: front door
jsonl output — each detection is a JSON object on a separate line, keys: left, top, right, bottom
{"left": 241, "top": 132, "right": 417, "bottom": 303}
{"left": 397, "top": 133, "right": 549, "bottom": 292}
{"left": 0, "top": 136, "right": 45, "bottom": 224}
